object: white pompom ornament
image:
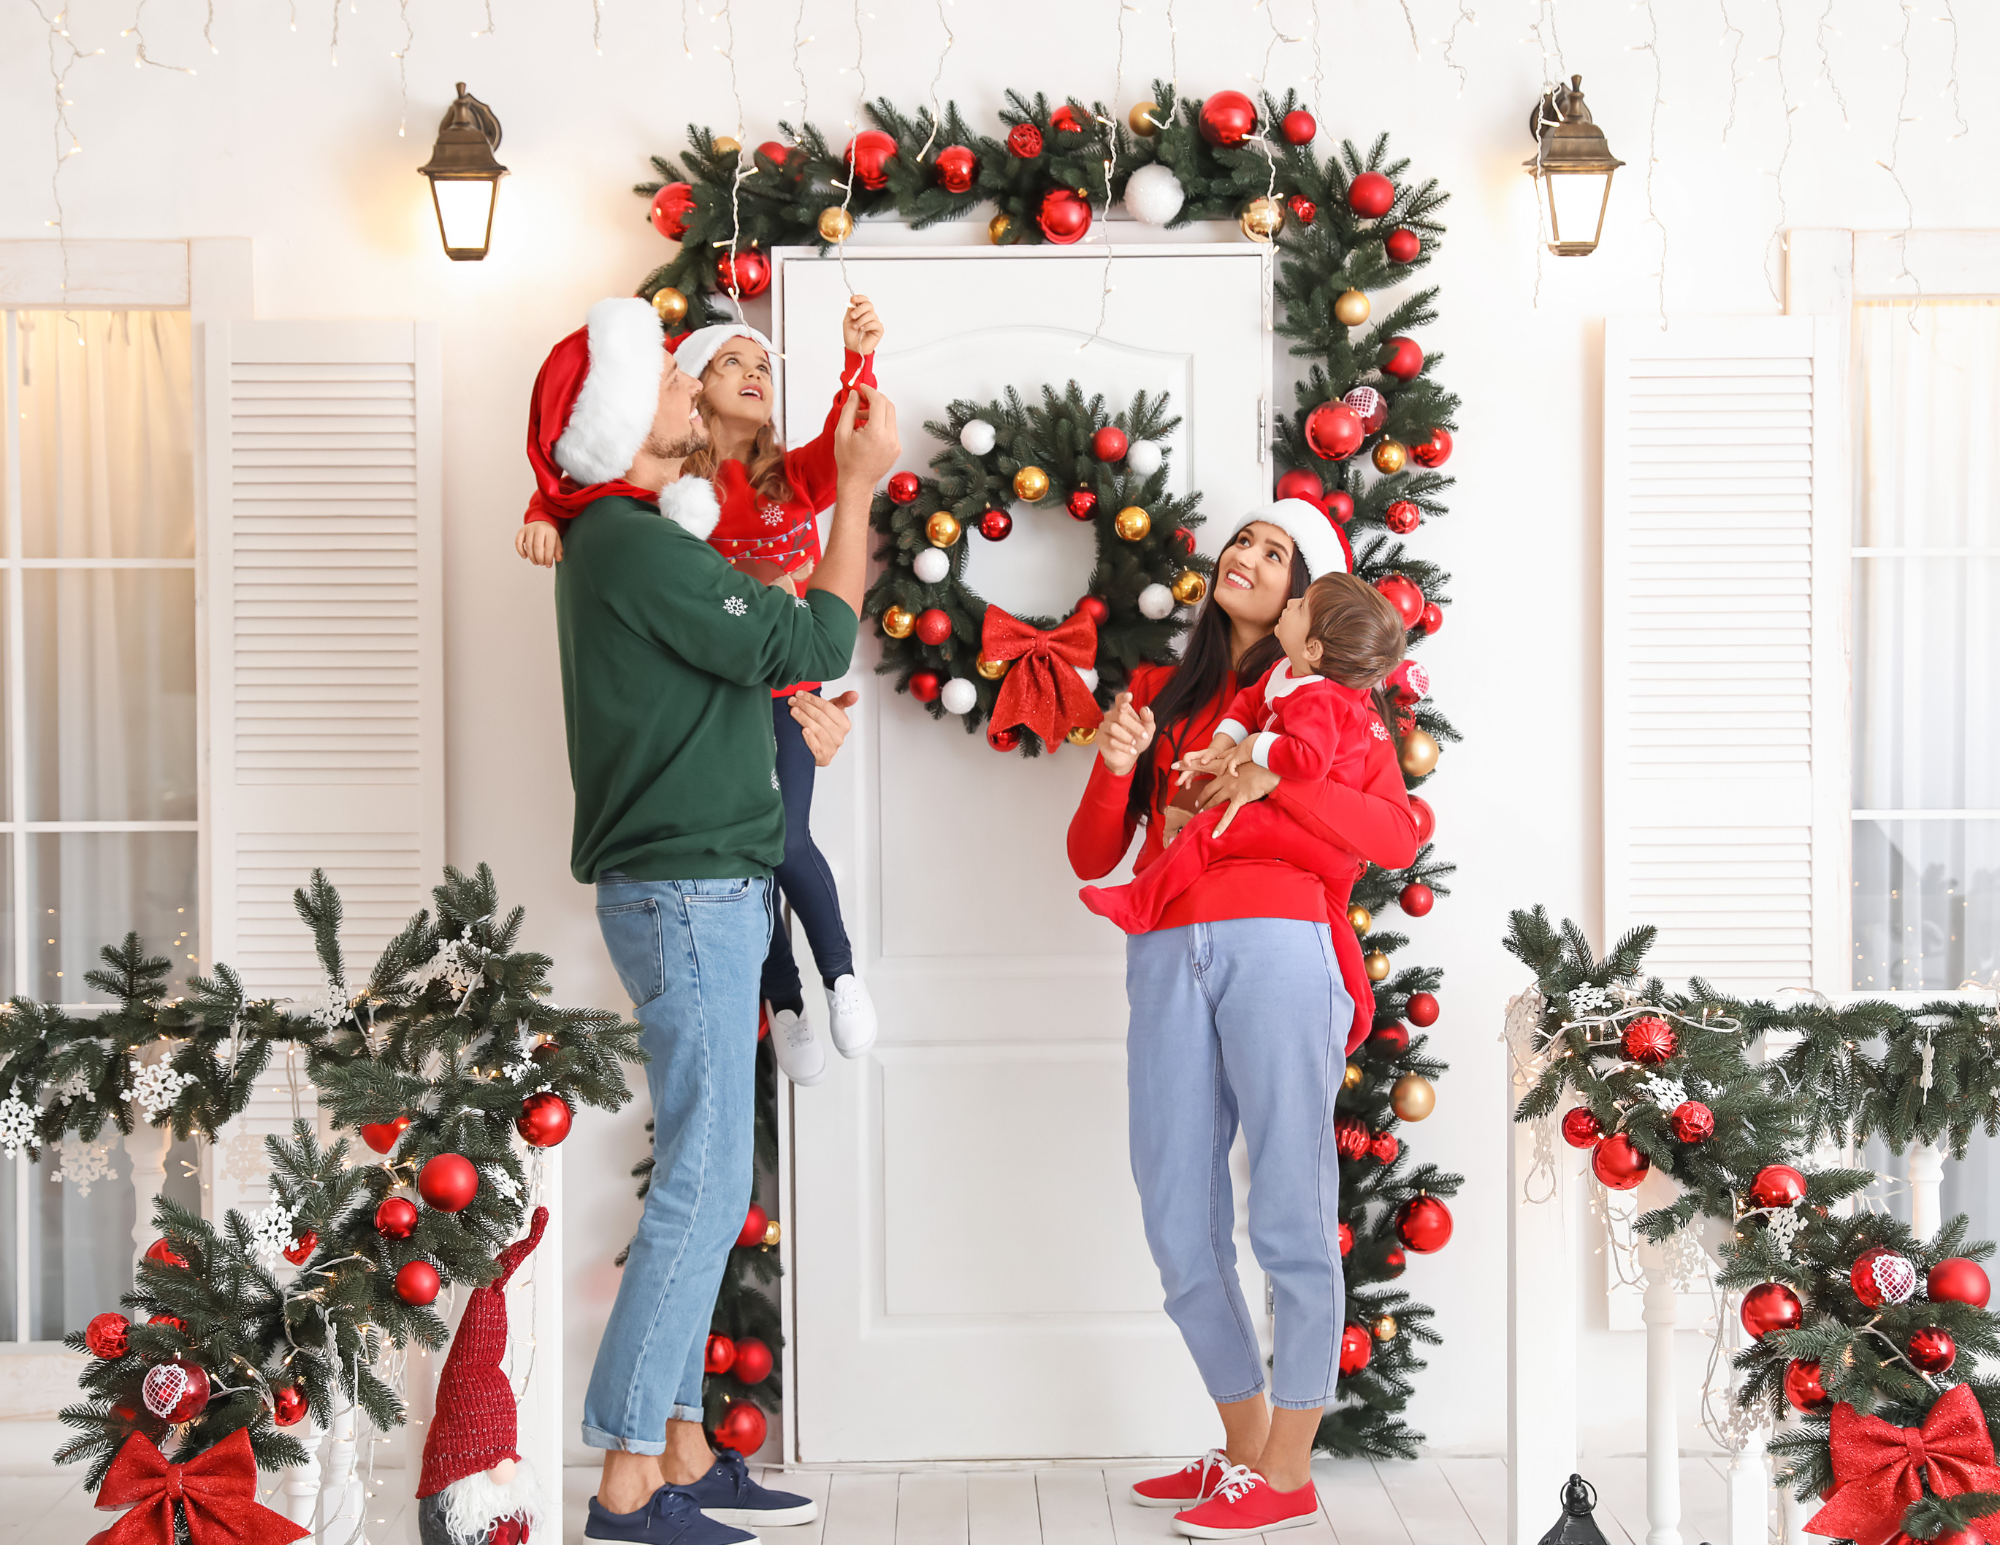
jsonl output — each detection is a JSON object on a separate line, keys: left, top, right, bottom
{"left": 1077, "top": 667, "right": 1100, "bottom": 694}
{"left": 1137, "top": 583, "right": 1176, "bottom": 620}
{"left": 939, "top": 677, "right": 979, "bottom": 715}
{"left": 1126, "top": 440, "right": 1163, "bottom": 478}
{"left": 959, "top": 419, "right": 996, "bottom": 456}
{"left": 913, "top": 547, "right": 949, "bottom": 584}
{"left": 1123, "top": 164, "right": 1186, "bottom": 227}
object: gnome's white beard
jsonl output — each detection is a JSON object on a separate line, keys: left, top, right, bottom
{"left": 438, "top": 1460, "right": 546, "bottom": 1541}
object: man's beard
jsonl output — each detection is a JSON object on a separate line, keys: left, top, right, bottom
{"left": 644, "top": 427, "right": 707, "bottom": 460}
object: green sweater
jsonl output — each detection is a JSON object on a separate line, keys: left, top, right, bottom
{"left": 554, "top": 494, "right": 858, "bottom": 883}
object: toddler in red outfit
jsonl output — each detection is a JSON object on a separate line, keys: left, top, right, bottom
{"left": 1080, "top": 572, "right": 1406, "bottom": 934}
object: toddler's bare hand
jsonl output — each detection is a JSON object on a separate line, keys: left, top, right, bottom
{"left": 516, "top": 522, "right": 564, "bottom": 568}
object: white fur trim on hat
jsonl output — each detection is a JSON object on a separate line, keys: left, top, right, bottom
{"left": 554, "top": 298, "right": 668, "bottom": 486}
{"left": 1238, "top": 498, "right": 1349, "bottom": 580}
{"left": 433, "top": 1460, "right": 546, "bottom": 1542}
{"left": 660, "top": 475, "right": 720, "bottom": 541}
{"left": 674, "top": 323, "right": 775, "bottom": 383}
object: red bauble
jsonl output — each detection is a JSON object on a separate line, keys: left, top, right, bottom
{"left": 1342, "top": 386, "right": 1388, "bottom": 435}
{"left": 1408, "top": 794, "right": 1436, "bottom": 846}
{"left": 1198, "top": 90, "right": 1259, "bottom": 147}
{"left": 1420, "top": 603, "right": 1444, "bottom": 635}
{"left": 1907, "top": 1327, "right": 1957, "bottom": 1373}
{"left": 732, "top": 1337, "right": 774, "bottom": 1384}
{"left": 1591, "top": 1134, "right": 1651, "bottom": 1191}
{"left": 737, "top": 1203, "right": 769, "bottom": 1250}
{"left": 1066, "top": 488, "right": 1099, "bottom": 521}
{"left": 144, "top": 1238, "right": 189, "bottom": 1271}
{"left": 1379, "top": 336, "right": 1425, "bottom": 382}
{"left": 1621, "top": 1016, "right": 1677, "bottom": 1065}
{"left": 908, "top": 671, "right": 942, "bottom": 704}
{"left": 649, "top": 182, "right": 696, "bottom": 241}
{"left": 914, "top": 609, "right": 952, "bottom": 646}
{"left": 1385, "top": 500, "right": 1420, "bottom": 535}
{"left": 1670, "top": 1101, "right": 1715, "bottom": 1144}
{"left": 934, "top": 145, "right": 978, "bottom": 194}
{"left": 1006, "top": 122, "right": 1043, "bottom": 159}
{"left": 1338, "top": 1323, "right": 1373, "bottom": 1376}
{"left": 716, "top": 248, "right": 772, "bottom": 299}
{"left": 1384, "top": 227, "right": 1422, "bottom": 263}
{"left": 1740, "top": 1282, "right": 1804, "bottom": 1339}
{"left": 149, "top": 1314, "right": 186, "bottom": 1334}
{"left": 1783, "top": 1358, "right": 1829, "bottom": 1413}
{"left": 1092, "top": 426, "right": 1130, "bottom": 463}
{"left": 1172, "top": 527, "right": 1197, "bottom": 554}
{"left": 887, "top": 471, "right": 922, "bottom": 504}
{"left": 360, "top": 1116, "right": 411, "bottom": 1154}
{"left": 1561, "top": 1107, "right": 1605, "bottom": 1149}
{"left": 530, "top": 1041, "right": 558, "bottom": 1065}
{"left": 1281, "top": 109, "right": 1318, "bottom": 145}
{"left": 705, "top": 1334, "right": 737, "bottom": 1375}
{"left": 418, "top": 1153, "right": 479, "bottom": 1213}
{"left": 272, "top": 1384, "right": 309, "bottom": 1427}
{"left": 843, "top": 129, "right": 898, "bottom": 190}
{"left": 1406, "top": 991, "right": 1440, "bottom": 1027}
{"left": 1338, "top": 1221, "right": 1354, "bottom": 1257}
{"left": 755, "top": 141, "right": 790, "bottom": 168}
{"left": 1375, "top": 575, "right": 1425, "bottom": 627}
{"left": 1049, "top": 104, "right": 1086, "bottom": 135}
{"left": 1747, "top": 1164, "right": 1809, "bottom": 1209}
{"left": 1038, "top": 189, "right": 1092, "bottom": 246}
{"left": 1347, "top": 172, "right": 1395, "bottom": 219}
{"left": 396, "top": 1259, "right": 442, "bottom": 1306}
{"left": 1400, "top": 883, "right": 1435, "bottom": 917}
{"left": 1927, "top": 1257, "right": 1992, "bottom": 1308}
{"left": 1850, "top": 1246, "right": 1918, "bottom": 1307}
{"left": 1334, "top": 1114, "right": 1371, "bottom": 1161}
{"left": 977, "top": 509, "right": 1014, "bottom": 542}
{"left": 1411, "top": 428, "right": 1454, "bottom": 468}
{"left": 1371, "top": 1132, "right": 1400, "bottom": 1165}
{"left": 1305, "top": 402, "right": 1364, "bottom": 461}
{"left": 1384, "top": 1246, "right": 1407, "bottom": 1276}
{"left": 715, "top": 1399, "right": 768, "bottom": 1455}
{"left": 988, "top": 725, "right": 1021, "bottom": 753}
{"left": 1396, "top": 1195, "right": 1453, "bottom": 1253}
{"left": 142, "top": 1360, "right": 211, "bottom": 1423}
{"left": 1324, "top": 490, "right": 1355, "bottom": 525}
{"left": 85, "top": 1312, "right": 131, "bottom": 1359}
{"left": 1369, "top": 1022, "right": 1410, "bottom": 1057}
{"left": 1077, "top": 595, "right": 1111, "bottom": 627}
{"left": 516, "top": 1092, "right": 573, "bottom": 1148}
{"left": 282, "top": 1230, "right": 318, "bottom": 1266}
{"left": 375, "top": 1196, "right": 419, "bottom": 1240}
{"left": 1275, "top": 469, "right": 1324, "bottom": 509}
{"left": 1286, "top": 194, "right": 1317, "bottom": 226}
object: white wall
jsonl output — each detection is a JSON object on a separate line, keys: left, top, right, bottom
{"left": 5, "top": 0, "right": 1996, "bottom": 1464}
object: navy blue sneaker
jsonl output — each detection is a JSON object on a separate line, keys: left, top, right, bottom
{"left": 585, "top": 1484, "right": 761, "bottom": 1544}
{"left": 684, "top": 1449, "right": 819, "bottom": 1528}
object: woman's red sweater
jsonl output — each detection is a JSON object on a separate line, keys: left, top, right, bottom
{"left": 1066, "top": 661, "right": 1419, "bottom": 1051}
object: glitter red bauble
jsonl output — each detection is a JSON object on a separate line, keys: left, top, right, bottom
{"left": 1371, "top": 1132, "right": 1400, "bottom": 1165}
{"left": 1342, "top": 387, "right": 1387, "bottom": 435}
{"left": 1287, "top": 195, "right": 1317, "bottom": 226}
{"left": 934, "top": 145, "right": 977, "bottom": 194}
{"left": 273, "top": 1384, "right": 309, "bottom": 1427}
{"left": 1375, "top": 575, "right": 1425, "bottom": 628}
{"left": 396, "top": 1260, "right": 441, "bottom": 1306}
{"left": 375, "top": 1196, "right": 419, "bottom": 1239}
{"left": 1338, "top": 1221, "right": 1354, "bottom": 1257}
{"left": 1739, "top": 1282, "right": 1804, "bottom": 1339}
{"left": 418, "top": 1153, "right": 479, "bottom": 1213}
{"left": 1006, "top": 123, "right": 1043, "bottom": 158}
{"left": 649, "top": 182, "right": 696, "bottom": 241}
{"left": 888, "top": 471, "right": 921, "bottom": 504}
{"left": 1077, "top": 595, "right": 1110, "bottom": 627}
{"left": 715, "top": 1400, "right": 769, "bottom": 1455}
{"left": 1066, "top": 488, "right": 1099, "bottom": 521}
{"left": 1384, "top": 227, "right": 1422, "bottom": 263}
{"left": 1370, "top": 1022, "right": 1410, "bottom": 1057}
{"left": 1334, "top": 1114, "right": 1371, "bottom": 1161}
{"left": 1621, "top": 1016, "right": 1677, "bottom": 1064}
{"left": 1397, "top": 1195, "right": 1453, "bottom": 1253}
{"left": 1420, "top": 603, "right": 1443, "bottom": 635}
{"left": 908, "top": 671, "right": 942, "bottom": 704}
{"left": 1092, "top": 426, "right": 1130, "bottom": 463}
{"left": 1038, "top": 189, "right": 1092, "bottom": 246}
{"left": 1400, "top": 883, "right": 1435, "bottom": 917}
{"left": 1561, "top": 1108, "right": 1604, "bottom": 1149}
{"left": 1406, "top": 993, "right": 1439, "bottom": 1027}
{"left": 1748, "top": 1164, "right": 1808, "bottom": 1209}
{"left": 516, "top": 1092, "right": 573, "bottom": 1148}
{"left": 1927, "top": 1257, "right": 1992, "bottom": 1308}
{"left": 755, "top": 141, "right": 789, "bottom": 168}
{"left": 1411, "top": 428, "right": 1454, "bottom": 468}
{"left": 1325, "top": 490, "right": 1355, "bottom": 525}
{"left": 977, "top": 509, "right": 1014, "bottom": 542}
{"left": 1379, "top": 336, "right": 1425, "bottom": 382}
{"left": 360, "top": 1115, "right": 411, "bottom": 1153}
{"left": 1850, "top": 1245, "right": 1918, "bottom": 1307}
{"left": 1408, "top": 795, "right": 1436, "bottom": 846}
{"left": 914, "top": 609, "right": 952, "bottom": 646}
{"left": 282, "top": 1230, "right": 318, "bottom": 1266}
{"left": 1908, "top": 1327, "right": 1957, "bottom": 1373}
{"left": 1347, "top": 172, "right": 1395, "bottom": 218}
{"left": 1591, "top": 1133, "right": 1651, "bottom": 1191}
{"left": 1281, "top": 109, "right": 1317, "bottom": 145}
{"left": 1384, "top": 1247, "right": 1407, "bottom": 1276}
{"left": 1198, "top": 90, "right": 1258, "bottom": 147}
{"left": 1275, "top": 469, "right": 1324, "bottom": 509}
{"left": 738, "top": 1203, "right": 769, "bottom": 1250}
{"left": 843, "top": 129, "right": 898, "bottom": 190}
{"left": 1385, "top": 500, "right": 1421, "bottom": 535}
{"left": 732, "top": 1337, "right": 774, "bottom": 1385}
{"left": 1338, "top": 1323, "right": 1372, "bottom": 1376}
{"left": 716, "top": 248, "right": 771, "bottom": 299}
{"left": 705, "top": 1334, "right": 737, "bottom": 1374}
{"left": 142, "top": 1360, "right": 210, "bottom": 1423}
{"left": 1670, "top": 1101, "right": 1715, "bottom": 1144}
{"left": 85, "top": 1312, "right": 131, "bottom": 1359}
{"left": 144, "top": 1238, "right": 189, "bottom": 1271}
{"left": 1305, "top": 402, "right": 1364, "bottom": 461}
{"left": 1783, "top": 1358, "right": 1829, "bottom": 1413}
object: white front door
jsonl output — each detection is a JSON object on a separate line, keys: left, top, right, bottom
{"left": 773, "top": 245, "right": 1273, "bottom": 1462}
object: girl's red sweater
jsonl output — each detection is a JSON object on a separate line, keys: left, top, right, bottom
{"left": 1066, "top": 661, "right": 1419, "bottom": 1051}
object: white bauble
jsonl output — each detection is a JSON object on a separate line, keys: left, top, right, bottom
{"left": 1123, "top": 163, "right": 1186, "bottom": 227}
{"left": 959, "top": 419, "right": 997, "bottom": 456}
{"left": 1125, "top": 440, "right": 1163, "bottom": 477}
{"left": 912, "top": 547, "right": 950, "bottom": 584}
{"left": 939, "top": 677, "right": 979, "bottom": 715}
{"left": 1137, "top": 583, "right": 1175, "bottom": 620}
{"left": 1076, "top": 667, "right": 1100, "bottom": 694}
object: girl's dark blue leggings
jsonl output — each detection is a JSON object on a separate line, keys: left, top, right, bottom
{"left": 761, "top": 693, "right": 856, "bottom": 1014}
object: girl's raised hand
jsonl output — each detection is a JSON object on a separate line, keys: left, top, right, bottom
{"left": 843, "top": 294, "right": 885, "bottom": 355}
{"left": 1097, "top": 691, "right": 1156, "bottom": 778}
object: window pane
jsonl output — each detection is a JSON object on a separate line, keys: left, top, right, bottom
{"left": 1852, "top": 819, "right": 2000, "bottom": 991}
{"left": 29, "top": 832, "right": 198, "bottom": 1001}
{"left": 23, "top": 569, "right": 197, "bottom": 822}
{"left": 1853, "top": 300, "right": 2000, "bottom": 550}
{"left": 14, "top": 310, "right": 195, "bottom": 560}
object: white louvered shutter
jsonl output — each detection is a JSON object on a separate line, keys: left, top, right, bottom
{"left": 200, "top": 321, "right": 443, "bottom": 1217}
{"left": 1602, "top": 316, "right": 1847, "bottom": 995}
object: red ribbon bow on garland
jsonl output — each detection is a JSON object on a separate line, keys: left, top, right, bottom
{"left": 88, "top": 1428, "right": 310, "bottom": 1545}
{"left": 1805, "top": 1385, "right": 2000, "bottom": 1545}
{"left": 979, "top": 605, "right": 1104, "bottom": 748}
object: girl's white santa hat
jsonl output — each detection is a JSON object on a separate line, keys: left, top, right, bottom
{"left": 672, "top": 321, "right": 775, "bottom": 382}
{"left": 1236, "top": 497, "right": 1354, "bottom": 580}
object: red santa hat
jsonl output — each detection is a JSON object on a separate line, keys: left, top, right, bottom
{"left": 672, "top": 321, "right": 775, "bottom": 383}
{"left": 1236, "top": 497, "right": 1352, "bottom": 580}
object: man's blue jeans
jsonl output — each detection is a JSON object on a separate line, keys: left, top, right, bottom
{"left": 582, "top": 873, "right": 769, "bottom": 1453}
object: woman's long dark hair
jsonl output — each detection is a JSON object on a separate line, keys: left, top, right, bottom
{"left": 1126, "top": 528, "right": 1311, "bottom": 824}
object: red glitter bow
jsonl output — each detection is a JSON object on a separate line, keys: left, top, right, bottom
{"left": 1805, "top": 1385, "right": 2000, "bottom": 1545}
{"left": 89, "top": 1429, "right": 310, "bottom": 1545}
{"left": 979, "top": 605, "right": 1104, "bottom": 748}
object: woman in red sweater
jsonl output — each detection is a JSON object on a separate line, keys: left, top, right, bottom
{"left": 1069, "top": 507, "right": 1417, "bottom": 1539}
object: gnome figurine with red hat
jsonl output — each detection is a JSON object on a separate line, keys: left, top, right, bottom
{"left": 417, "top": 1207, "right": 550, "bottom": 1545}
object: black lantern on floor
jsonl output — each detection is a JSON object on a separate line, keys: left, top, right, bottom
{"left": 1538, "top": 1475, "right": 1613, "bottom": 1545}
{"left": 418, "top": 83, "right": 507, "bottom": 260}
{"left": 1525, "top": 75, "right": 1623, "bottom": 257}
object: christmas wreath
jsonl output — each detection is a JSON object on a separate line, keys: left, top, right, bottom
{"left": 861, "top": 383, "right": 1210, "bottom": 756}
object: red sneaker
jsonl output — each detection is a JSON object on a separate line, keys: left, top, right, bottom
{"left": 1172, "top": 1467, "right": 1319, "bottom": 1538}
{"left": 1130, "top": 1450, "right": 1227, "bottom": 1509}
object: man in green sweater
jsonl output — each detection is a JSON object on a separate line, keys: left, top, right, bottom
{"left": 523, "top": 297, "right": 899, "bottom": 1545}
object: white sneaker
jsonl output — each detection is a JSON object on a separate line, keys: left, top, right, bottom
{"left": 766, "top": 1002, "right": 827, "bottom": 1087}
{"left": 826, "top": 975, "right": 877, "bottom": 1058}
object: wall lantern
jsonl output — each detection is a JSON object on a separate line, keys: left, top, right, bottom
{"left": 1525, "top": 75, "right": 1623, "bottom": 257}
{"left": 418, "top": 83, "right": 507, "bottom": 260}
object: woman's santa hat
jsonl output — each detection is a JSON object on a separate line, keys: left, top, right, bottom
{"left": 1236, "top": 497, "right": 1353, "bottom": 580}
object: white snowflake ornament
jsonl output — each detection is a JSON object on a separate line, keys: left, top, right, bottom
{"left": 128, "top": 1059, "right": 195, "bottom": 1122}
{"left": 247, "top": 1201, "right": 300, "bottom": 1266}
{"left": 0, "top": 1095, "right": 37, "bottom": 1158}
{"left": 51, "top": 1135, "right": 115, "bottom": 1195}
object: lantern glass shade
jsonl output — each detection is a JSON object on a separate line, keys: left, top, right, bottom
{"left": 419, "top": 83, "right": 507, "bottom": 261}
{"left": 1524, "top": 75, "right": 1623, "bottom": 257}
{"left": 431, "top": 179, "right": 499, "bottom": 258}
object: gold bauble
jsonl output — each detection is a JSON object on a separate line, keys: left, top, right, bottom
{"left": 1333, "top": 288, "right": 1372, "bottom": 326}
{"left": 1129, "top": 100, "right": 1161, "bottom": 136}
{"left": 1390, "top": 1072, "right": 1436, "bottom": 1122}
{"left": 817, "top": 206, "right": 855, "bottom": 243}
{"left": 976, "top": 654, "right": 1009, "bottom": 681}
{"left": 1342, "top": 1062, "right": 1364, "bottom": 1090}
{"left": 712, "top": 135, "right": 742, "bottom": 157}
{"left": 651, "top": 286, "right": 690, "bottom": 324}
{"left": 926, "top": 511, "right": 962, "bottom": 548}
{"left": 1114, "top": 506, "right": 1151, "bottom": 541}
{"left": 763, "top": 1218, "right": 783, "bottom": 1247}
{"left": 988, "top": 213, "right": 1012, "bottom": 245}
{"left": 1013, "top": 465, "right": 1051, "bottom": 501}
{"left": 1238, "top": 196, "right": 1285, "bottom": 243}
{"left": 1364, "top": 950, "right": 1392, "bottom": 983}
{"left": 1347, "top": 903, "right": 1373, "bottom": 935}
{"left": 1373, "top": 1314, "right": 1399, "bottom": 1342}
{"left": 881, "top": 605, "right": 916, "bottom": 640}
{"left": 1171, "top": 570, "right": 1207, "bottom": 605}
{"left": 1399, "top": 728, "right": 1440, "bottom": 777}
{"left": 1067, "top": 724, "right": 1099, "bottom": 747}
{"left": 1373, "top": 438, "right": 1408, "bottom": 475}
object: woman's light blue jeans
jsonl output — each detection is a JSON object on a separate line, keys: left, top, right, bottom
{"left": 1125, "top": 917, "right": 1351, "bottom": 1411}
{"left": 582, "top": 873, "right": 769, "bottom": 1453}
